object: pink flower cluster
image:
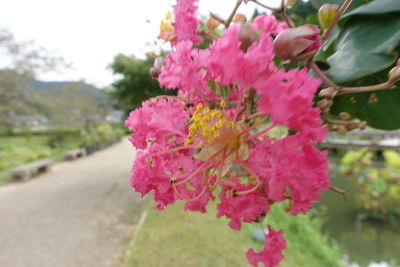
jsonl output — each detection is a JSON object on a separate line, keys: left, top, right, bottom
{"left": 126, "top": 2, "right": 329, "bottom": 266}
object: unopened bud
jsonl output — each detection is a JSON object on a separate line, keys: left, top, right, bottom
{"left": 359, "top": 121, "right": 367, "bottom": 130}
{"left": 149, "top": 57, "right": 165, "bottom": 78}
{"left": 388, "top": 66, "right": 400, "bottom": 83}
{"left": 206, "top": 17, "right": 221, "bottom": 30}
{"left": 233, "top": 13, "right": 247, "bottom": 23}
{"left": 318, "top": 4, "right": 339, "bottom": 29}
{"left": 338, "top": 125, "right": 347, "bottom": 136}
{"left": 239, "top": 23, "right": 260, "bottom": 52}
{"left": 273, "top": 25, "right": 321, "bottom": 61}
{"left": 318, "top": 87, "right": 337, "bottom": 99}
{"left": 339, "top": 112, "right": 351, "bottom": 121}
{"left": 318, "top": 98, "right": 333, "bottom": 110}
{"left": 284, "top": 0, "right": 297, "bottom": 7}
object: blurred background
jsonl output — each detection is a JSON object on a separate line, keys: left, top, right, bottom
{"left": 0, "top": 1, "right": 399, "bottom": 267}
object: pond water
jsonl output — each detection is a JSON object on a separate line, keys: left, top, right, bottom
{"left": 318, "top": 160, "right": 400, "bottom": 267}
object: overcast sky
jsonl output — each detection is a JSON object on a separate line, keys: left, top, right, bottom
{"left": 0, "top": 0, "right": 280, "bottom": 87}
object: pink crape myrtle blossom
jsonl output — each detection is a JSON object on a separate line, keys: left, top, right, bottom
{"left": 125, "top": 97, "right": 189, "bottom": 149}
{"left": 257, "top": 68, "right": 327, "bottom": 142}
{"left": 217, "top": 178, "right": 271, "bottom": 231}
{"left": 268, "top": 134, "right": 330, "bottom": 215}
{"left": 127, "top": 11, "right": 330, "bottom": 267}
{"left": 252, "top": 14, "right": 289, "bottom": 35}
{"left": 158, "top": 41, "right": 214, "bottom": 103}
{"left": 246, "top": 225, "right": 287, "bottom": 267}
{"left": 173, "top": 0, "right": 202, "bottom": 44}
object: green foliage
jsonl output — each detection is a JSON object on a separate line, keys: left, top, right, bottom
{"left": 312, "top": 0, "right": 400, "bottom": 130}
{"left": 342, "top": 0, "right": 400, "bottom": 17}
{"left": 324, "top": 15, "right": 400, "bottom": 83}
{"left": 126, "top": 201, "right": 342, "bottom": 267}
{"left": 0, "top": 124, "right": 123, "bottom": 174}
{"left": 340, "top": 149, "right": 400, "bottom": 215}
{"left": 77, "top": 124, "right": 124, "bottom": 147}
{"left": 110, "top": 54, "right": 176, "bottom": 114}
{"left": 0, "top": 146, "right": 52, "bottom": 171}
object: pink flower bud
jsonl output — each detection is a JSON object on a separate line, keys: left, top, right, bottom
{"left": 273, "top": 25, "right": 321, "bottom": 61}
{"left": 150, "top": 57, "right": 165, "bottom": 78}
{"left": 239, "top": 23, "right": 260, "bottom": 52}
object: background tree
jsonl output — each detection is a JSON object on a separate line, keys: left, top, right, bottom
{"left": 109, "top": 53, "right": 176, "bottom": 114}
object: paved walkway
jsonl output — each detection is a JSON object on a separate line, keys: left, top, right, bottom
{"left": 0, "top": 139, "right": 148, "bottom": 267}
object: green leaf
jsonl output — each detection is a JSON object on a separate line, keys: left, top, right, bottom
{"left": 310, "top": 0, "right": 343, "bottom": 9}
{"left": 310, "top": 0, "right": 366, "bottom": 11}
{"left": 208, "top": 80, "right": 217, "bottom": 92}
{"left": 335, "top": 15, "right": 400, "bottom": 54}
{"left": 342, "top": 0, "right": 400, "bottom": 18}
{"left": 325, "top": 50, "right": 397, "bottom": 83}
{"left": 331, "top": 88, "right": 400, "bottom": 130}
{"left": 373, "top": 177, "right": 388, "bottom": 195}
{"left": 323, "top": 15, "right": 400, "bottom": 83}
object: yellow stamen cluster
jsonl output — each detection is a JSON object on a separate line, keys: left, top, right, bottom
{"left": 159, "top": 11, "right": 174, "bottom": 41}
{"left": 185, "top": 103, "right": 228, "bottom": 146}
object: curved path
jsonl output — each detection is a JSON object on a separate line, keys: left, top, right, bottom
{"left": 0, "top": 139, "right": 148, "bottom": 267}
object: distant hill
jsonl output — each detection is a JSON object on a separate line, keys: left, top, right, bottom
{"left": 30, "top": 80, "right": 110, "bottom": 106}
{"left": 0, "top": 70, "right": 114, "bottom": 126}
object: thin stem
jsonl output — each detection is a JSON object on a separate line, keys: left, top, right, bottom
{"left": 330, "top": 185, "right": 347, "bottom": 200}
{"left": 321, "top": 0, "right": 353, "bottom": 42}
{"left": 175, "top": 161, "right": 211, "bottom": 185}
{"left": 250, "top": 0, "right": 279, "bottom": 12}
{"left": 240, "top": 115, "right": 269, "bottom": 137}
{"left": 247, "top": 112, "right": 268, "bottom": 121}
{"left": 225, "top": 0, "right": 243, "bottom": 27}
{"left": 235, "top": 176, "right": 261, "bottom": 195}
{"left": 154, "top": 95, "right": 186, "bottom": 102}
{"left": 209, "top": 13, "right": 226, "bottom": 25}
{"left": 233, "top": 87, "right": 244, "bottom": 122}
{"left": 338, "top": 81, "right": 395, "bottom": 95}
{"left": 175, "top": 148, "right": 224, "bottom": 185}
{"left": 198, "top": 30, "right": 218, "bottom": 41}
{"left": 280, "top": 11, "right": 295, "bottom": 28}
{"left": 172, "top": 182, "right": 208, "bottom": 202}
{"left": 310, "top": 62, "right": 340, "bottom": 90}
{"left": 146, "top": 145, "right": 196, "bottom": 160}
{"left": 210, "top": 149, "right": 227, "bottom": 190}
{"left": 245, "top": 123, "right": 276, "bottom": 141}
{"left": 238, "top": 163, "right": 261, "bottom": 195}
{"left": 327, "top": 119, "right": 354, "bottom": 126}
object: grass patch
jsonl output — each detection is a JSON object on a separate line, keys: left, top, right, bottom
{"left": 0, "top": 135, "right": 81, "bottom": 184}
{"left": 125, "top": 201, "right": 342, "bottom": 267}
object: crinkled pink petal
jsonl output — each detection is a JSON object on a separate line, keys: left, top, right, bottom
{"left": 217, "top": 178, "right": 270, "bottom": 230}
{"left": 268, "top": 135, "right": 330, "bottom": 215}
{"left": 257, "top": 68, "right": 326, "bottom": 142}
{"left": 246, "top": 225, "right": 286, "bottom": 267}
{"left": 252, "top": 14, "right": 289, "bottom": 35}
{"left": 125, "top": 97, "right": 189, "bottom": 149}
{"left": 173, "top": 0, "right": 202, "bottom": 44}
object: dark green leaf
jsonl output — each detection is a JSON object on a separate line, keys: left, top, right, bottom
{"left": 310, "top": 0, "right": 344, "bottom": 9}
{"left": 325, "top": 50, "right": 397, "bottom": 83}
{"left": 335, "top": 15, "right": 400, "bottom": 54}
{"left": 323, "top": 15, "right": 400, "bottom": 83}
{"left": 208, "top": 80, "right": 217, "bottom": 92}
{"left": 342, "top": 0, "right": 400, "bottom": 18}
{"left": 331, "top": 88, "right": 400, "bottom": 130}
{"left": 310, "top": 0, "right": 366, "bottom": 11}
